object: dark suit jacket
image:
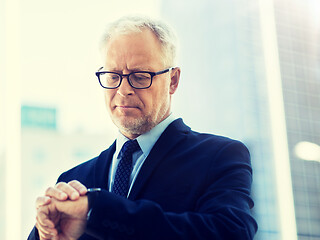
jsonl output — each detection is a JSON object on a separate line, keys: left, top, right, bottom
{"left": 28, "top": 118, "right": 257, "bottom": 240}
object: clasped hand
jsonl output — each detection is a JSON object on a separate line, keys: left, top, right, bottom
{"left": 35, "top": 180, "right": 89, "bottom": 240}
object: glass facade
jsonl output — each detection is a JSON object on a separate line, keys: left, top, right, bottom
{"left": 161, "top": 0, "right": 280, "bottom": 239}
{"left": 161, "top": 0, "right": 320, "bottom": 239}
{"left": 274, "top": 0, "right": 320, "bottom": 239}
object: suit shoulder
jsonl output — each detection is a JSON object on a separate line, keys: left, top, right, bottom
{"left": 188, "top": 129, "right": 248, "bottom": 149}
{"left": 182, "top": 130, "right": 250, "bottom": 164}
{"left": 170, "top": 119, "right": 249, "bottom": 155}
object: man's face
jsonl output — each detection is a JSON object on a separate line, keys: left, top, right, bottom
{"left": 103, "top": 29, "right": 180, "bottom": 139}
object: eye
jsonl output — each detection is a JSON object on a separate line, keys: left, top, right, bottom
{"left": 99, "top": 73, "right": 121, "bottom": 88}
{"left": 131, "top": 72, "right": 151, "bottom": 81}
{"left": 106, "top": 73, "right": 120, "bottom": 82}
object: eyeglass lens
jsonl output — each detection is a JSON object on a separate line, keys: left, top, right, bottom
{"left": 99, "top": 72, "right": 152, "bottom": 88}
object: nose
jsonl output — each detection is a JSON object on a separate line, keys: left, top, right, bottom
{"left": 117, "top": 76, "right": 134, "bottom": 96}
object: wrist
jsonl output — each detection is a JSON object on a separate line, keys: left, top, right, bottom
{"left": 86, "top": 188, "right": 101, "bottom": 219}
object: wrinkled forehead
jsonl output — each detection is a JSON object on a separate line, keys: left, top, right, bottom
{"left": 103, "top": 30, "right": 165, "bottom": 70}
{"left": 102, "top": 29, "right": 166, "bottom": 67}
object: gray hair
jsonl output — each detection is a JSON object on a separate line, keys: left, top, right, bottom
{"left": 100, "top": 15, "right": 179, "bottom": 67}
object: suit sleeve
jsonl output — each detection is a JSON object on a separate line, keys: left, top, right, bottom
{"left": 85, "top": 141, "right": 258, "bottom": 240}
{"left": 27, "top": 226, "right": 40, "bottom": 240}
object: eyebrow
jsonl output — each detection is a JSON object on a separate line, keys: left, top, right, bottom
{"left": 130, "top": 67, "right": 152, "bottom": 71}
{"left": 106, "top": 67, "right": 153, "bottom": 72}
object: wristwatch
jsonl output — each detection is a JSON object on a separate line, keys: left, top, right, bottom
{"left": 86, "top": 188, "right": 102, "bottom": 219}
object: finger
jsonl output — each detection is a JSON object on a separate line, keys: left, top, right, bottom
{"left": 38, "top": 229, "right": 56, "bottom": 240}
{"left": 38, "top": 230, "right": 52, "bottom": 240}
{"left": 36, "top": 204, "right": 59, "bottom": 239}
{"left": 36, "top": 218, "right": 58, "bottom": 240}
{"left": 36, "top": 222, "right": 57, "bottom": 240}
{"left": 36, "top": 208, "right": 55, "bottom": 229}
{"left": 54, "top": 182, "right": 80, "bottom": 200}
{"left": 36, "top": 220, "right": 57, "bottom": 239}
{"left": 51, "top": 234, "right": 59, "bottom": 240}
{"left": 45, "top": 186, "right": 68, "bottom": 201}
{"left": 36, "top": 196, "right": 51, "bottom": 209}
{"left": 68, "top": 180, "right": 87, "bottom": 196}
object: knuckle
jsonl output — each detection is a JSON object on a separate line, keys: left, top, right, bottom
{"left": 36, "top": 196, "right": 42, "bottom": 203}
{"left": 45, "top": 187, "right": 53, "bottom": 195}
{"left": 68, "top": 180, "right": 79, "bottom": 187}
{"left": 36, "top": 210, "right": 42, "bottom": 220}
{"left": 55, "top": 182, "right": 65, "bottom": 188}
{"left": 36, "top": 207, "right": 42, "bottom": 214}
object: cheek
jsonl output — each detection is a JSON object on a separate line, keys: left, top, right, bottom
{"left": 149, "top": 87, "right": 170, "bottom": 110}
{"left": 135, "top": 91, "right": 154, "bottom": 113}
{"left": 104, "top": 91, "right": 114, "bottom": 110}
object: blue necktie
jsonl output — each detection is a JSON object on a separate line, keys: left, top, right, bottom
{"left": 112, "top": 140, "right": 140, "bottom": 197}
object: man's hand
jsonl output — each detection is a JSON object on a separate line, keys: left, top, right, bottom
{"left": 36, "top": 196, "right": 89, "bottom": 240}
{"left": 35, "top": 181, "right": 88, "bottom": 239}
{"left": 36, "top": 180, "right": 88, "bottom": 212}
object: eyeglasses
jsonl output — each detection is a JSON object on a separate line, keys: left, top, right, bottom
{"left": 95, "top": 67, "right": 174, "bottom": 89}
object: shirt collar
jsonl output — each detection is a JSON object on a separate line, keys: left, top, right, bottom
{"left": 115, "top": 114, "right": 177, "bottom": 158}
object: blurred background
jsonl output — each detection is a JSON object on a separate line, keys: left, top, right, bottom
{"left": 1, "top": 0, "right": 319, "bottom": 239}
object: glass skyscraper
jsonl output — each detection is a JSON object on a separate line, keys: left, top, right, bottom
{"left": 161, "top": 0, "right": 319, "bottom": 239}
{"left": 274, "top": 0, "right": 320, "bottom": 239}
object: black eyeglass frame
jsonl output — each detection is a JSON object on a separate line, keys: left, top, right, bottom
{"left": 95, "top": 67, "right": 174, "bottom": 89}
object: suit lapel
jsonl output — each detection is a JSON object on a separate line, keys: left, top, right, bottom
{"left": 128, "top": 119, "right": 190, "bottom": 200}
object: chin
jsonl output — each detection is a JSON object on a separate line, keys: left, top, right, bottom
{"left": 114, "top": 116, "right": 155, "bottom": 136}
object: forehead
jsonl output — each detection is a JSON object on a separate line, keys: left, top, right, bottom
{"left": 104, "top": 29, "right": 164, "bottom": 70}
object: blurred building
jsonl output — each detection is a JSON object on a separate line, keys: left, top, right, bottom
{"left": 20, "top": 105, "right": 115, "bottom": 238}
{"left": 274, "top": 0, "right": 320, "bottom": 239}
{"left": 161, "top": 0, "right": 319, "bottom": 239}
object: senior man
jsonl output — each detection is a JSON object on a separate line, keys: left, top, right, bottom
{"left": 28, "top": 15, "right": 257, "bottom": 240}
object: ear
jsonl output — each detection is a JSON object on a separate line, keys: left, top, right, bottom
{"left": 169, "top": 67, "right": 181, "bottom": 94}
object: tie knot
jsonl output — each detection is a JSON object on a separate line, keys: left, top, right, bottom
{"left": 121, "top": 139, "right": 140, "bottom": 157}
